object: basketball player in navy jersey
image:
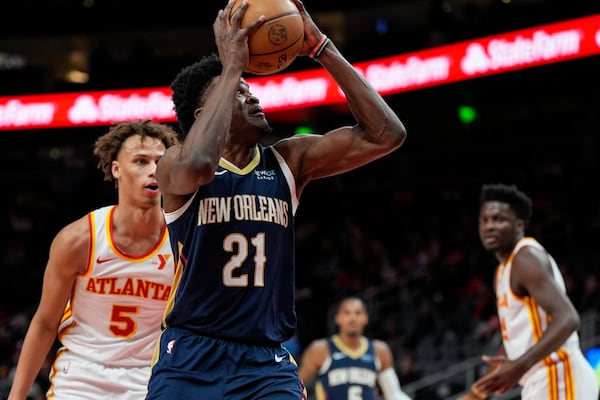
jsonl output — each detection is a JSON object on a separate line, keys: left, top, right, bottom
{"left": 459, "top": 184, "right": 598, "bottom": 400}
{"left": 145, "top": 0, "right": 406, "bottom": 398}
{"left": 8, "top": 121, "right": 179, "bottom": 400}
{"left": 298, "top": 297, "right": 412, "bottom": 400}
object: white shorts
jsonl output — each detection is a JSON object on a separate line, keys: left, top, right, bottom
{"left": 521, "top": 351, "right": 599, "bottom": 400}
{"left": 47, "top": 349, "right": 151, "bottom": 400}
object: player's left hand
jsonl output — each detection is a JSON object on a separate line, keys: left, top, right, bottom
{"left": 289, "top": 0, "right": 324, "bottom": 55}
{"left": 457, "top": 391, "right": 485, "bottom": 400}
{"left": 472, "top": 355, "right": 527, "bottom": 395}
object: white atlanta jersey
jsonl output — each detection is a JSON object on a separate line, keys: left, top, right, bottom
{"left": 495, "top": 237, "right": 598, "bottom": 399}
{"left": 55, "top": 205, "right": 175, "bottom": 368}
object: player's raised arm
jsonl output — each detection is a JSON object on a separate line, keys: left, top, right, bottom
{"left": 273, "top": 0, "right": 406, "bottom": 194}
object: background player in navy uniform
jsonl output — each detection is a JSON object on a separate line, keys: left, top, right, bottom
{"left": 8, "top": 120, "right": 179, "bottom": 400}
{"left": 145, "top": 0, "right": 406, "bottom": 398}
{"left": 298, "top": 297, "right": 412, "bottom": 400}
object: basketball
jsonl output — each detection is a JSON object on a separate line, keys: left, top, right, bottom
{"left": 230, "top": 0, "right": 304, "bottom": 75}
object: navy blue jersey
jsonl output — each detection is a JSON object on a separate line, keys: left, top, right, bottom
{"left": 163, "top": 144, "right": 298, "bottom": 345}
{"left": 315, "top": 336, "right": 379, "bottom": 400}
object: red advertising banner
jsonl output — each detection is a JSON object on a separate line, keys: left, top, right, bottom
{"left": 1, "top": 13, "right": 599, "bottom": 131}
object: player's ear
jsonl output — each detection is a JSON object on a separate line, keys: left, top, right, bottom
{"left": 334, "top": 313, "right": 341, "bottom": 327}
{"left": 516, "top": 219, "right": 525, "bottom": 234}
{"left": 194, "top": 107, "right": 203, "bottom": 118}
{"left": 111, "top": 160, "right": 120, "bottom": 180}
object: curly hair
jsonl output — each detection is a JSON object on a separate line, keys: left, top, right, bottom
{"left": 93, "top": 120, "right": 180, "bottom": 182}
{"left": 480, "top": 183, "right": 532, "bottom": 227}
{"left": 170, "top": 53, "right": 223, "bottom": 135}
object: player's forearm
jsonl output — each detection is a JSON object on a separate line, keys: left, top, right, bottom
{"left": 378, "top": 367, "right": 412, "bottom": 400}
{"left": 8, "top": 319, "right": 57, "bottom": 399}
{"left": 180, "top": 68, "right": 242, "bottom": 173}
{"left": 315, "top": 41, "right": 406, "bottom": 148}
{"left": 517, "top": 314, "right": 579, "bottom": 371}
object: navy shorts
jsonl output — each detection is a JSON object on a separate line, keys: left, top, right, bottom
{"left": 146, "top": 327, "right": 307, "bottom": 399}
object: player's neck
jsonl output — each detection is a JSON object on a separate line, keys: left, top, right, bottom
{"left": 113, "top": 204, "right": 164, "bottom": 236}
{"left": 222, "top": 143, "right": 258, "bottom": 169}
{"left": 338, "top": 333, "right": 363, "bottom": 349}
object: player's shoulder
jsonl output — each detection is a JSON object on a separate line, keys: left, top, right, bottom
{"left": 513, "top": 238, "right": 551, "bottom": 269}
{"left": 53, "top": 213, "right": 91, "bottom": 250}
{"left": 302, "top": 337, "right": 331, "bottom": 366}
{"left": 302, "top": 337, "right": 331, "bottom": 359}
{"left": 308, "top": 337, "right": 330, "bottom": 350}
{"left": 514, "top": 237, "right": 545, "bottom": 253}
{"left": 373, "top": 337, "right": 391, "bottom": 348}
{"left": 272, "top": 133, "right": 321, "bottom": 157}
{"left": 372, "top": 338, "right": 393, "bottom": 356}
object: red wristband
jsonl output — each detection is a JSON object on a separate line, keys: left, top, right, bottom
{"left": 309, "top": 35, "right": 328, "bottom": 59}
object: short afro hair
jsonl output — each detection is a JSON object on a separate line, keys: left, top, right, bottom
{"left": 170, "top": 53, "right": 223, "bottom": 135}
{"left": 480, "top": 183, "right": 532, "bottom": 227}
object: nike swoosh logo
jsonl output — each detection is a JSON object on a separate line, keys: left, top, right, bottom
{"left": 96, "top": 256, "right": 118, "bottom": 264}
{"left": 332, "top": 352, "right": 347, "bottom": 360}
{"left": 275, "top": 353, "right": 287, "bottom": 363}
{"left": 214, "top": 170, "right": 228, "bottom": 176}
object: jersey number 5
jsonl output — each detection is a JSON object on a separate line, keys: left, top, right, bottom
{"left": 110, "top": 304, "right": 139, "bottom": 337}
{"left": 222, "top": 232, "right": 266, "bottom": 287}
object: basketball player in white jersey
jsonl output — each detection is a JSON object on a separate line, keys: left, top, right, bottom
{"left": 8, "top": 120, "right": 180, "bottom": 400}
{"left": 460, "top": 183, "right": 598, "bottom": 400}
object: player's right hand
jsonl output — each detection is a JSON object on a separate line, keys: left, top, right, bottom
{"left": 213, "top": 0, "right": 264, "bottom": 73}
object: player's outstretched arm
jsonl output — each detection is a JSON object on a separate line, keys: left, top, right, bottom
{"left": 8, "top": 218, "right": 89, "bottom": 400}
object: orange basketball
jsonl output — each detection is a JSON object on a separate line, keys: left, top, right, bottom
{"left": 230, "top": 0, "right": 304, "bottom": 75}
